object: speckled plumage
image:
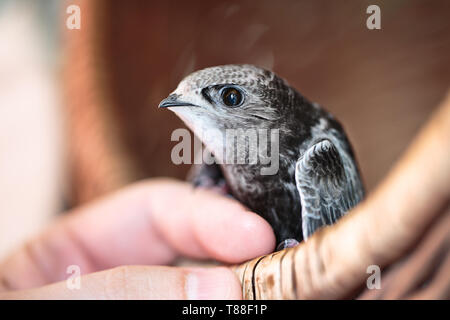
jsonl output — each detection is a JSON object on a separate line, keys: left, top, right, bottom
{"left": 159, "top": 64, "right": 364, "bottom": 246}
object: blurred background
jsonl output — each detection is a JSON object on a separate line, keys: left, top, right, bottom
{"left": 0, "top": 0, "right": 449, "bottom": 260}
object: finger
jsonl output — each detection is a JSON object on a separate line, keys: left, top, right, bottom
{"left": 0, "top": 266, "right": 241, "bottom": 300}
{"left": 0, "top": 178, "right": 275, "bottom": 289}
{"left": 147, "top": 181, "right": 275, "bottom": 263}
{"left": 65, "top": 178, "right": 274, "bottom": 264}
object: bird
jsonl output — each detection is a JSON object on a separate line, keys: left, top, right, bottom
{"left": 159, "top": 64, "right": 364, "bottom": 250}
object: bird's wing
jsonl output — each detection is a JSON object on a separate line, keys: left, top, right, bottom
{"left": 295, "top": 139, "right": 363, "bottom": 240}
{"left": 188, "top": 162, "right": 224, "bottom": 188}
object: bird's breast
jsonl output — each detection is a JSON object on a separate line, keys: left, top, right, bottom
{"left": 220, "top": 162, "right": 304, "bottom": 242}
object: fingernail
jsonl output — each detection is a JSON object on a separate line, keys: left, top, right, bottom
{"left": 185, "top": 267, "right": 241, "bottom": 300}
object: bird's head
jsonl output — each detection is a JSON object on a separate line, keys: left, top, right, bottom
{"left": 159, "top": 64, "right": 295, "bottom": 135}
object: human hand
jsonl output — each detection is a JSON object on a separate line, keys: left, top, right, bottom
{"left": 0, "top": 178, "right": 275, "bottom": 299}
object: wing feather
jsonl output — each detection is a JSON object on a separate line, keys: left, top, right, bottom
{"left": 295, "top": 139, "right": 363, "bottom": 239}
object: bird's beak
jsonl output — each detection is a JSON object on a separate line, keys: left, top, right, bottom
{"left": 158, "top": 94, "right": 197, "bottom": 108}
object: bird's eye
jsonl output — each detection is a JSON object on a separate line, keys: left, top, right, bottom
{"left": 221, "top": 87, "right": 243, "bottom": 107}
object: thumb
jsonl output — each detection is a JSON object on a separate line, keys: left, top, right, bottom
{"left": 0, "top": 266, "right": 242, "bottom": 300}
